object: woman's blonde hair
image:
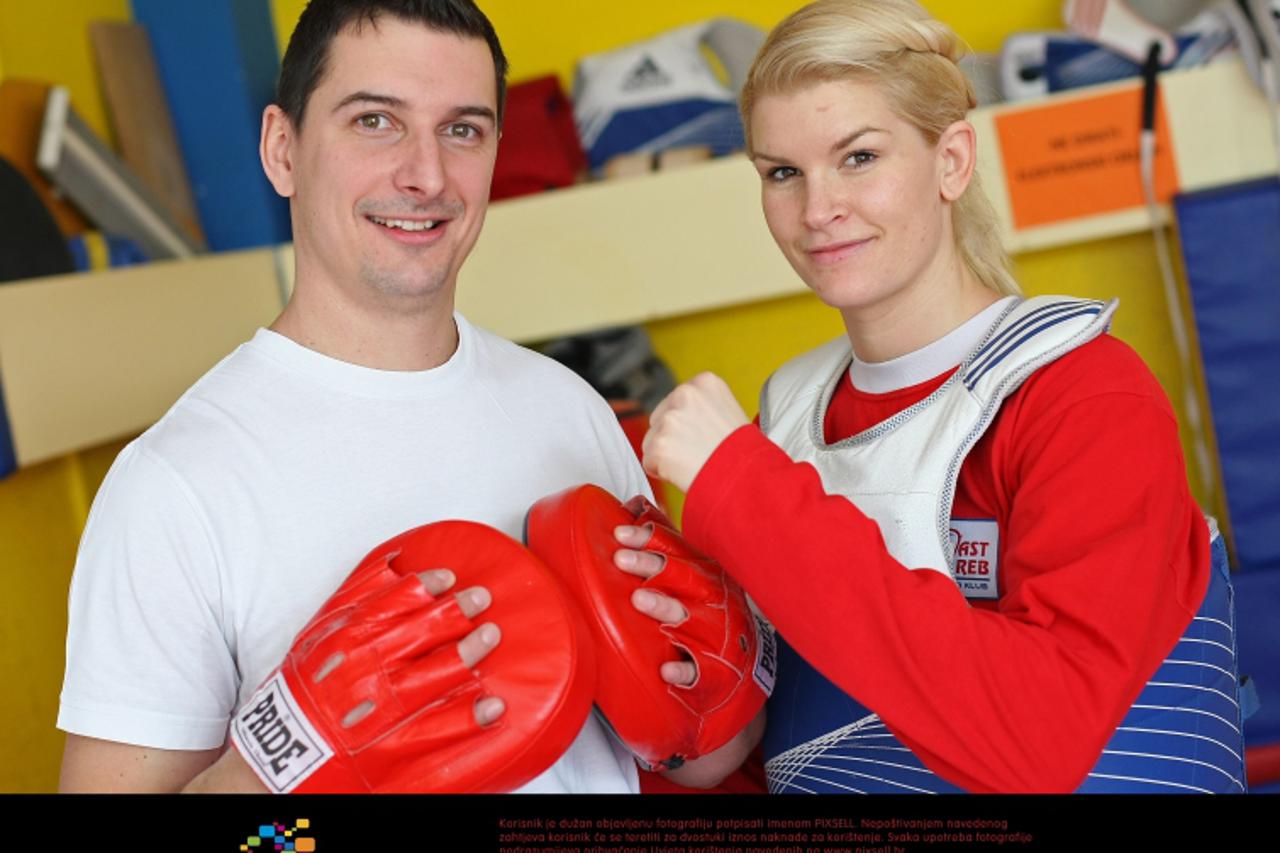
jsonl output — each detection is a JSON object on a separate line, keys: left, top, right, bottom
{"left": 741, "top": 0, "right": 1019, "bottom": 296}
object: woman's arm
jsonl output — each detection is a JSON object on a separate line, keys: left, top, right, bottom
{"left": 646, "top": 350, "right": 1209, "bottom": 793}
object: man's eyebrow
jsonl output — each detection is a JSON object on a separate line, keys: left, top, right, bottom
{"left": 332, "top": 92, "right": 408, "bottom": 113}
{"left": 330, "top": 94, "right": 496, "bottom": 125}
{"left": 451, "top": 105, "right": 497, "bottom": 124}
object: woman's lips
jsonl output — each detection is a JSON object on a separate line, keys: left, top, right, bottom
{"left": 807, "top": 237, "right": 873, "bottom": 265}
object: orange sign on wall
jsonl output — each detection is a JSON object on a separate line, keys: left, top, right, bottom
{"left": 994, "top": 86, "right": 1179, "bottom": 230}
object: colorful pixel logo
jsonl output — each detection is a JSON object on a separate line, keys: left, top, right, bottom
{"left": 239, "top": 819, "right": 315, "bottom": 852}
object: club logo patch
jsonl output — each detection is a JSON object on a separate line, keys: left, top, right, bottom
{"left": 232, "top": 673, "right": 333, "bottom": 793}
{"left": 753, "top": 612, "right": 778, "bottom": 696}
{"left": 949, "top": 519, "right": 1000, "bottom": 600}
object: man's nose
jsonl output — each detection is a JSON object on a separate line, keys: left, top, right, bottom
{"left": 392, "top": 132, "right": 446, "bottom": 198}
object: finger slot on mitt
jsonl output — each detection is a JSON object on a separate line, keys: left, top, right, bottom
{"left": 642, "top": 555, "right": 722, "bottom": 616}
{"left": 389, "top": 643, "right": 481, "bottom": 712}
{"left": 312, "top": 651, "right": 345, "bottom": 684}
{"left": 398, "top": 682, "right": 495, "bottom": 748}
{"left": 622, "top": 499, "right": 697, "bottom": 560}
{"left": 661, "top": 635, "right": 741, "bottom": 708}
{"left": 657, "top": 602, "right": 742, "bottom": 660}
{"left": 342, "top": 700, "right": 376, "bottom": 728}
{"left": 336, "top": 642, "right": 483, "bottom": 733}
{"left": 350, "top": 571, "right": 440, "bottom": 622}
{"left": 321, "top": 552, "right": 407, "bottom": 613}
{"left": 377, "top": 593, "right": 477, "bottom": 664}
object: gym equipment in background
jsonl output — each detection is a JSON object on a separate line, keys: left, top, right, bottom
{"left": 130, "top": 0, "right": 290, "bottom": 252}
{"left": 37, "top": 87, "right": 202, "bottom": 261}
{"left": 573, "top": 19, "right": 764, "bottom": 173}
{"left": 88, "top": 20, "right": 206, "bottom": 247}
{"left": 1175, "top": 178, "right": 1280, "bottom": 792}
{"left": 0, "top": 156, "right": 76, "bottom": 480}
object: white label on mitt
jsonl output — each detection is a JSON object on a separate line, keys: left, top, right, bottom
{"left": 752, "top": 612, "right": 778, "bottom": 696}
{"left": 949, "top": 518, "right": 1000, "bottom": 600}
{"left": 231, "top": 672, "right": 333, "bottom": 793}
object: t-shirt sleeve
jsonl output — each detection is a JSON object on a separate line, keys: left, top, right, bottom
{"left": 682, "top": 342, "right": 1209, "bottom": 793}
{"left": 58, "top": 442, "right": 238, "bottom": 750}
{"left": 584, "top": 396, "right": 655, "bottom": 504}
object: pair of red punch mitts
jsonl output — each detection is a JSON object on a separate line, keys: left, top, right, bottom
{"left": 230, "top": 484, "right": 775, "bottom": 793}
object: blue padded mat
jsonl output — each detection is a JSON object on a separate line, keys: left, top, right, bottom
{"left": 0, "top": 378, "right": 14, "bottom": 479}
{"left": 1175, "top": 179, "right": 1280, "bottom": 572}
{"left": 131, "top": 0, "right": 290, "bottom": 252}
{"left": 1236, "top": 567, "right": 1280, "bottom": 752}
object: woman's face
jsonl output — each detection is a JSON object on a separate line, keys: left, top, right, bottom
{"left": 750, "top": 78, "right": 956, "bottom": 318}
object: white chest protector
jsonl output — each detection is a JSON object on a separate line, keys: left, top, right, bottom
{"left": 761, "top": 296, "right": 1116, "bottom": 579}
{"left": 756, "top": 296, "right": 1247, "bottom": 793}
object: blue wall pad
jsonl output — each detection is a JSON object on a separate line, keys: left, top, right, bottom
{"left": 0, "top": 377, "right": 15, "bottom": 479}
{"left": 1175, "top": 179, "right": 1280, "bottom": 572}
{"left": 1235, "top": 568, "right": 1280, "bottom": 752}
{"left": 131, "top": 0, "right": 290, "bottom": 252}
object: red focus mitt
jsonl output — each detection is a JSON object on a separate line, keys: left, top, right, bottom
{"left": 526, "top": 484, "right": 775, "bottom": 770}
{"left": 230, "top": 521, "right": 595, "bottom": 793}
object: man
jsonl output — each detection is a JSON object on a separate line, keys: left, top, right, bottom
{"left": 57, "top": 0, "right": 757, "bottom": 793}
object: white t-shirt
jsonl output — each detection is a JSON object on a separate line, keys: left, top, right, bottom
{"left": 58, "top": 314, "right": 651, "bottom": 794}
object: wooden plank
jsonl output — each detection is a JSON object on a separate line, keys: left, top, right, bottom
{"left": 88, "top": 20, "right": 206, "bottom": 247}
{"left": 0, "top": 249, "right": 280, "bottom": 467}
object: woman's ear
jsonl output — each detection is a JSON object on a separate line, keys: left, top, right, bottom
{"left": 937, "top": 119, "right": 977, "bottom": 202}
{"left": 260, "top": 105, "right": 298, "bottom": 198}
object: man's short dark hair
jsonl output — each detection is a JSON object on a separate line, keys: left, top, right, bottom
{"left": 276, "top": 0, "right": 509, "bottom": 129}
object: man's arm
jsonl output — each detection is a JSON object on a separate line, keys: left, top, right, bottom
{"left": 61, "top": 570, "right": 502, "bottom": 793}
{"left": 59, "top": 734, "right": 230, "bottom": 793}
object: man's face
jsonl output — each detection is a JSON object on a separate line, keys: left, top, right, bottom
{"left": 266, "top": 18, "right": 499, "bottom": 312}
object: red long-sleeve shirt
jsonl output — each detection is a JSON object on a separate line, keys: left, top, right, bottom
{"left": 682, "top": 334, "right": 1209, "bottom": 793}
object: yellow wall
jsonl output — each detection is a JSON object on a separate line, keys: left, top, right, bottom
{"left": 1, "top": 0, "right": 1222, "bottom": 792}
{"left": 0, "top": 0, "right": 131, "bottom": 142}
{"left": 271, "top": 0, "right": 1061, "bottom": 79}
{"left": 0, "top": 440, "right": 128, "bottom": 793}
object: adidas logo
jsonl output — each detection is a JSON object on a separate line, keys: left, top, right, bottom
{"left": 621, "top": 55, "right": 672, "bottom": 92}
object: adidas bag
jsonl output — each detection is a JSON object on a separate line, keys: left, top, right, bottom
{"left": 572, "top": 19, "right": 765, "bottom": 172}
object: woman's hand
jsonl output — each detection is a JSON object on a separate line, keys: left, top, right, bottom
{"left": 642, "top": 373, "right": 749, "bottom": 492}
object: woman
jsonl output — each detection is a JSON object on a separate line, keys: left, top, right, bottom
{"left": 618, "top": 0, "right": 1245, "bottom": 793}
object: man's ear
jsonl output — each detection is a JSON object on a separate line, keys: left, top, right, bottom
{"left": 937, "top": 119, "right": 977, "bottom": 202}
{"left": 260, "top": 105, "right": 298, "bottom": 198}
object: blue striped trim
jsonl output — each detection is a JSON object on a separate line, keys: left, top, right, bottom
{"left": 968, "top": 301, "right": 1085, "bottom": 370}
{"left": 972, "top": 299, "right": 1103, "bottom": 364}
{"left": 965, "top": 303, "right": 1104, "bottom": 391}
